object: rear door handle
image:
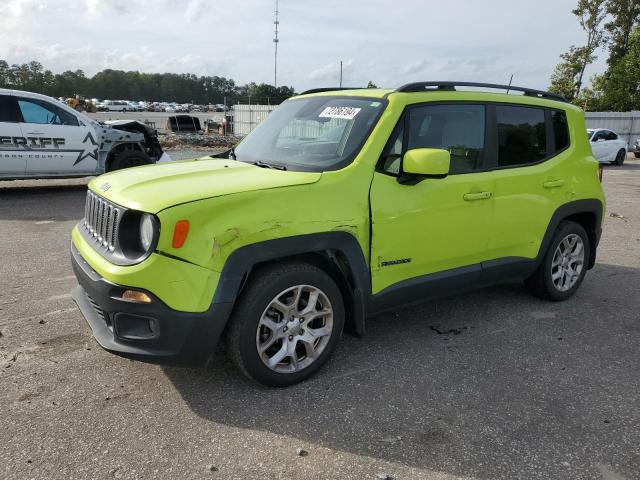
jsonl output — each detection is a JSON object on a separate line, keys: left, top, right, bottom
{"left": 543, "top": 179, "right": 565, "bottom": 188}
{"left": 463, "top": 191, "right": 492, "bottom": 201}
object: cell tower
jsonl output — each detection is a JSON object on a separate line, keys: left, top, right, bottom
{"left": 273, "top": 0, "right": 279, "bottom": 87}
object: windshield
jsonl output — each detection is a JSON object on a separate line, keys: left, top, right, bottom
{"left": 587, "top": 129, "right": 594, "bottom": 140}
{"left": 233, "top": 96, "right": 386, "bottom": 171}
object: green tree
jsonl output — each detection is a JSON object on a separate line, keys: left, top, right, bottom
{"left": 604, "top": 0, "right": 640, "bottom": 68}
{"left": 549, "top": 0, "right": 607, "bottom": 101}
{"left": 592, "top": 27, "right": 640, "bottom": 110}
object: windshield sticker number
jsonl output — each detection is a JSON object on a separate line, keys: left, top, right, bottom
{"left": 319, "top": 106, "right": 361, "bottom": 120}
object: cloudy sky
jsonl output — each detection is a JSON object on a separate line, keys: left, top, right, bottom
{"left": 0, "top": 0, "right": 608, "bottom": 92}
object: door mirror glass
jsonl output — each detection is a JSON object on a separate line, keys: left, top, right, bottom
{"left": 402, "top": 148, "right": 450, "bottom": 177}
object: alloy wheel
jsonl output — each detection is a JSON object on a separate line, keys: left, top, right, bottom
{"left": 256, "top": 285, "right": 334, "bottom": 373}
{"left": 551, "top": 234, "right": 585, "bottom": 292}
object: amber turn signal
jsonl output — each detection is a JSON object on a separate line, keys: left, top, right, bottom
{"left": 172, "top": 220, "right": 190, "bottom": 248}
{"left": 122, "top": 290, "right": 152, "bottom": 303}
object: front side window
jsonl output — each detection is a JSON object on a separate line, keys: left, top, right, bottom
{"left": 406, "top": 104, "right": 485, "bottom": 174}
{"left": 379, "top": 124, "right": 404, "bottom": 174}
{"left": 17, "top": 98, "right": 79, "bottom": 126}
{"left": 233, "top": 96, "right": 385, "bottom": 172}
{"left": 496, "top": 106, "right": 546, "bottom": 166}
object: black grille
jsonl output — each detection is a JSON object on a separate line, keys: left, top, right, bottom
{"left": 83, "top": 191, "right": 123, "bottom": 252}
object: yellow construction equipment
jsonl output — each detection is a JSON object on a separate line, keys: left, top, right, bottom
{"left": 66, "top": 95, "right": 96, "bottom": 113}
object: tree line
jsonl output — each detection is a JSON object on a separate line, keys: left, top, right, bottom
{"left": 549, "top": 0, "right": 640, "bottom": 111}
{"left": 0, "top": 60, "right": 295, "bottom": 105}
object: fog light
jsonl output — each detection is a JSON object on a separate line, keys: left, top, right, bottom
{"left": 121, "top": 290, "right": 152, "bottom": 303}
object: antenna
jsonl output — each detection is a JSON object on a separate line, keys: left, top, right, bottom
{"left": 339, "top": 60, "right": 343, "bottom": 88}
{"left": 506, "top": 74, "right": 513, "bottom": 94}
{"left": 273, "top": 0, "right": 279, "bottom": 87}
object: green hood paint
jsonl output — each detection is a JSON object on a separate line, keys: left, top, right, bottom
{"left": 89, "top": 157, "right": 321, "bottom": 213}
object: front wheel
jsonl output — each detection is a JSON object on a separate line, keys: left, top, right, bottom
{"left": 108, "top": 149, "right": 150, "bottom": 171}
{"left": 525, "top": 221, "right": 590, "bottom": 301}
{"left": 225, "top": 262, "right": 344, "bottom": 387}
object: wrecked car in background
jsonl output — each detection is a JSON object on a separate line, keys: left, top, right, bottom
{"left": 0, "top": 88, "right": 170, "bottom": 180}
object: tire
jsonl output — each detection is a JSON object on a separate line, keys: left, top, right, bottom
{"left": 108, "top": 149, "right": 150, "bottom": 172}
{"left": 225, "top": 262, "right": 345, "bottom": 387}
{"left": 612, "top": 149, "right": 626, "bottom": 166}
{"left": 634, "top": 152, "right": 640, "bottom": 159}
{"left": 525, "top": 220, "right": 591, "bottom": 301}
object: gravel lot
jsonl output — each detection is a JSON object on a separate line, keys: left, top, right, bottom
{"left": 1, "top": 155, "right": 639, "bottom": 480}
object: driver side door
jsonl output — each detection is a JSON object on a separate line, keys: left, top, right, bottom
{"left": 369, "top": 103, "right": 494, "bottom": 304}
{"left": 17, "top": 96, "right": 97, "bottom": 175}
{"left": 590, "top": 130, "right": 609, "bottom": 162}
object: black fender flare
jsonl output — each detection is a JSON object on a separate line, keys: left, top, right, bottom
{"left": 211, "top": 232, "right": 372, "bottom": 336}
{"left": 536, "top": 199, "right": 603, "bottom": 269}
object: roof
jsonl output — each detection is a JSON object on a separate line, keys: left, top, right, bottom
{"left": 297, "top": 82, "right": 575, "bottom": 110}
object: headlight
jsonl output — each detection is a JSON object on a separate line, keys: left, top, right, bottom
{"left": 140, "top": 214, "right": 155, "bottom": 251}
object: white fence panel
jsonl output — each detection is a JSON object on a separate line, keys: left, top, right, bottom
{"left": 231, "top": 104, "right": 277, "bottom": 135}
{"left": 584, "top": 111, "right": 640, "bottom": 144}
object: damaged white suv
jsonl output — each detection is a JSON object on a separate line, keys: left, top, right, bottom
{"left": 0, "top": 88, "right": 169, "bottom": 180}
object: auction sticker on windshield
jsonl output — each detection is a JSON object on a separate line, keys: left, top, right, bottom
{"left": 319, "top": 106, "right": 361, "bottom": 120}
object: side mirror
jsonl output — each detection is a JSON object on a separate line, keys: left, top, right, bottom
{"left": 400, "top": 148, "right": 450, "bottom": 184}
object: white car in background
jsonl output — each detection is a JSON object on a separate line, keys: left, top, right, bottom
{"left": 0, "top": 88, "right": 170, "bottom": 180}
{"left": 588, "top": 128, "right": 628, "bottom": 165}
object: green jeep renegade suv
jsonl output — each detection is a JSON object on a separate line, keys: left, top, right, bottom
{"left": 71, "top": 82, "right": 605, "bottom": 386}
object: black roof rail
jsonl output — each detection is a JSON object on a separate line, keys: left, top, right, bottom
{"left": 299, "top": 87, "right": 364, "bottom": 95}
{"left": 395, "top": 81, "right": 567, "bottom": 102}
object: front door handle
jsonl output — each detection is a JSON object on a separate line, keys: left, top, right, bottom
{"left": 463, "top": 191, "right": 492, "bottom": 201}
{"left": 543, "top": 179, "right": 565, "bottom": 188}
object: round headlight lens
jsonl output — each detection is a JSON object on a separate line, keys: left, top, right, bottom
{"left": 139, "top": 214, "right": 155, "bottom": 251}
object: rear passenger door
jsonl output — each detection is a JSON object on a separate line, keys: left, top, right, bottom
{"left": 488, "top": 105, "right": 570, "bottom": 263}
{"left": 0, "top": 94, "right": 27, "bottom": 176}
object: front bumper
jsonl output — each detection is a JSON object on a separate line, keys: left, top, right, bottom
{"left": 71, "top": 243, "right": 233, "bottom": 366}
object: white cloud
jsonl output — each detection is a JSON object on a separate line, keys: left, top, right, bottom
{"left": 185, "top": 0, "right": 205, "bottom": 22}
{"left": 0, "top": 0, "right": 608, "bottom": 91}
{"left": 402, "top": 59, "right": 428, "bottom": 75}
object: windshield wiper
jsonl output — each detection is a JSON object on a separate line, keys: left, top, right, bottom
{"left": 253, "top": 160, "right": 287, "bottom": 170}
{"left": 210, "top": 147, "right": 236, "bottom": 160}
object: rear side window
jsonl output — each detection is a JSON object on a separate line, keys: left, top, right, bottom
{"left": 407, "top": 104, "right": 485, "bottom": 174}
{"left": 496, "top": 106, "right": 546, "bottom": 167}
{"left": 552, "top": 110, "right": 569, "bottom": 152}
{"left": 0, "top": 95, "right": 22, "bottom": 123}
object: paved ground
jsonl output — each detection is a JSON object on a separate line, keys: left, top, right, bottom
{"left": 0, "top": 155, "right": 639, "bottom": 480}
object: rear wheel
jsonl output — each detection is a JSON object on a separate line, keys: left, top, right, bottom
{"left": 525, "top": 221, "right": 590, "bottom": 301}
{"left": 612, "top": 149, "right": 626, "bottom": 165}
{"left": 108, "top": 149, "right": 150, "bottom": 171}
{"left": 225, "top": 262, "right": 344, "bottom": 387}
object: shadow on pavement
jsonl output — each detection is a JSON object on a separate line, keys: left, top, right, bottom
{"left": 0, "top": 183, "right": 87, "bottom": 221}
{"left": 164, "top": 263, "right": 640, "bottom": 480}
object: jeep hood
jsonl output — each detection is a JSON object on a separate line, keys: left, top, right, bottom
{"left": 89, "top": 157, "right": 321, "bottom": 213}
